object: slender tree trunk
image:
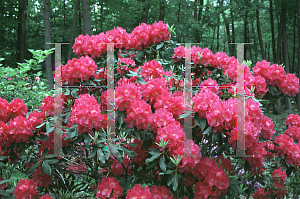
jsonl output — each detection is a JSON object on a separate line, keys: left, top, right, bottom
{"left": 270, "top": 0, "right": 276, "bottom": 63}
{"left": 281, "top": 5, "right": 292, "bottom": 112}
{"left": 244, "top": 10, "right": 248, "bottom": 60}
{"left": 220, "top": 0, "right": 232, "bottom": 56}
{"left": 198, "top": 0, "right": 204, "bottom": 22}
{"left": 159, "top": 0, "right": 165, "bottom": 21}
{"left": 79, "top": 0, "right": 82, "bottom": 34}
{"left": 142, "top": 0, "right": 152, "bottom": 23}
{"left": 292, "top": 13, "right": 296, "bottom": 74}
{"left": 178, "top": 0, "right": 181, "bottom": 24}
{"left": 81, "top": 0, "right": 92, "bottom": 35}
{"left": 297, "top": 1, "right": 300, "bottom": 113}
{"left": 251, "top": 19, "right": 258, "bottom": 63}
{"left": 194, "top": 0, "right": 198, "bottom": 20}
{"left": 211, "top": 27, "right": 215, "bottom": 52}
{"left": 268, "top": 43, "right": 271, "bottom": 62}
{"left": 217, "top": 16, "right": 219, "bottom": 52}
{"left": 256, "top": 9, "right": 265, "bottom": 60}
{"left": 68, "top": 0, "right": 79, "bottom": 61}
{"left": 231, "top": 0, "right": 235, "bottom": 57}
{"left": 44, "top": 0, "right": 53, "bottom": 90}
{"left": 276, "top": 6, "right": 284, "bottom": 64}
{"left": 17, "top": 0, "right": 28, "bottom": 63}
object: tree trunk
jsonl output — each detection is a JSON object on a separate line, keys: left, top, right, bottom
{"left": 194, "top": 0, "right": 198, "bottom": 20}
{"left": 268, "top": 43, "right": 270, "bottom": 62}
{"left": 297, "top": 1, "right": 300, "bottom": 113}
{"left": 270, "top": 0, "right": 276, "bottom": 63}
{"left": 256, "top": 9, "right": 265, "bottom": 60}
{"left": 79, "top": 0, "right": 82, "bottom": 34}
{"left": 282, "top": 5, "right": 292, "bottom": 112}
{"left": 178, "top": 0, "right": 181, "bottom": 24}
{"left": 142, "top": 0, "right": 152, "bottom": 23}
{"left": 217, "top": 15, "right": 219, "bottom": 52}
{"left": 292, "top": 13, "right": 296, "bottom": 74}
{"left": 211, "top": 27, "right": 215, "bottom": 52}
{"left": 198, "top": 0, "right": 204, "bottom": 22}
{"left": 17, "top": 0, "right": 28, "bottom": 63}
{"left": 244, "top": 10, "right": 248, "bottom": 60}
{"left": 251, "top": 18, "right": 258, "bottom": 63}
{"left": 159, "top": 0, "right": 165, "bottom": 21}
{"left": 81, "top": 0, "right": 92, "bottom": 35}
{"left": 44, "top": 0, "right": 53, "bottom": 90}
{"left": 220, "top": 0, "right": 232, "bottom": 56}
{"left": 276, "top": 6, "right": 284, "bottom": 64}
{"left": 68, "top": 0, "right": 80, "bottom": 61}
{"left": 231, "top": 0, "right": 235, "bottom": 57}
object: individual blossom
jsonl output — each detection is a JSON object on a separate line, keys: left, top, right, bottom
{"left": 96, "top": 177, "right": 123, "bottom": 198}
{"left": 126, "top": 184, "right": 152, "bottom": 199}
{"left": 8, "top": 98, "right": 27, "bottom": 120}
{"left": 7, "top": 116, "right": 33, "bottom": 143}
{"left": 35, "top": 76, "right": 40, "bottom": 82}
{"left": 0, "top": 97, "right": 10, "bottom": 122}
{"left": 40, "top": 194, "right": 53, "bottom": 199}
{"left": 124, "top": 100, "right": 152, "bottom": 130}
{"left": 13, "top": 179, "right": 40, "bottom": 199}
{"left": 149, "top": 185, "right": 173, "bottom": 199}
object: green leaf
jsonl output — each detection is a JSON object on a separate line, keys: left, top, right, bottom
{"left": 88, "top": 149, "right": 97, "bottom": 158}
{"left": 194, "top": 113, "right": 200, "bottom": 126}
{"left": 0, "top": 178, "right": 16, "bottom": 185}
{"left": 172, "top": 173, "right": 178, "bottom": 191}
{"left": 156, "top": 42, "right": 164, "bottom": 50}
{"left": 0, "top": 189, "right": 10, "bottom": 196}
{"left": 28, "top": 162, "right": 40, "bottom": 173}
{"left": 159, "top": 155, "right": 167, "bottom": 172}
{"left": 97, "top": 149, "right": 105, "bottom": 163}
{"left": 146, "top": 153, "right": 160, "bottom": 163}
{"left": 45, "top": 159, "right": 59, "bottom": 164}
{"left": 203, "top": 127, "right": 212, "bottom": 135}
{"left": 200, "top": 118, "right": 206, "bottom": 132}
{"left": 42, "top": 161, "right": 51, "bottom": 175}
{"left": 46, "top": 127, "right": 54, "bottom": 134}
{"left": 122, "top": 146, "right": 137, "bottom": 157}
{"left": 276, "top": 155, "right": 282, "bottom": 168}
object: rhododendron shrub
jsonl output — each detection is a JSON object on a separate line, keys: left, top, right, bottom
{"left": 1, "top": 21, "right": 300, "bottom": 199}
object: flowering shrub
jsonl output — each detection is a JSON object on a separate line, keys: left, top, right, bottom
{"left": 0, "top": 21, "right": 300, "bottom": 199}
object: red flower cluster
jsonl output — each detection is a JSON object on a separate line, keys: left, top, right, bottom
{"left": 1, "top": 116, "right": 33, "bottom": 145}
{"left": 96, "top": 177, "right": 123, "bottom": 199}
{"left": 0, "top": 98, "right": 27, "bottom": 123}
{"left": 68, "top": 94, "right": 107, "bottom": 134}
{"left": 39, "top": 194, "right": 53, "bottom": 199}
{"left": 115, "top": 83, "right": 142, "bottom": 112}
{"left": 40, "top": 95, "right": 66, "bottom": 117}
{"left": 193, "top": 156, "right": 230, "bottom": 198}
{"left": 27, "top": 110, "right": 46, "bottom": 131}
{"left": 124, "top": 100, "right": 152, "bottom": 130}
{"left": 141, "top": 60, "right": 164, "bottom": 81}
{"left": 13, "top": 179, "right": 40, "bottom": 199}
{"left": 59, "top": 56, "right": 97, "bottom": 85}
{"left": 253, "top": 60, "right": 300, "bottom": 97}
{"left": 73, "top": 21, "right": 170, "bottom": 58}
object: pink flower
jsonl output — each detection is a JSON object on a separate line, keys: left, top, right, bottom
{"left": 35, "top": 76, "right": 40, "bottom": 82}
{"left": 25, "top": 77, "right": 28, "bottom": 80}
{"left": 2, "top": 76, "right": 6, "bottom": 79}
{"left": 8, "top": 77, "right": 12, "bottom": 80}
